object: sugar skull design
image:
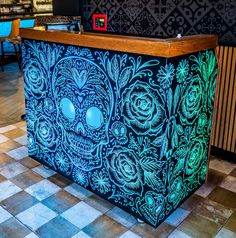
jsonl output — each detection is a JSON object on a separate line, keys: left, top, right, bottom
{"left": 52, "top": 56, "right": 113, "bottom": 171}
{"left": 22, "top": 39, "right": 217, "bottom": 228}
{"left": 140, "top": 191, "right": 165, "bottom": 226}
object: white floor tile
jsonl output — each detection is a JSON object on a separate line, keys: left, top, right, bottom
{"left": 0, "top": 162, "right": 28, "bottom": 179}
{"left": 215, "top": 228, "right": 236, "bottom": 238}
{"left": 20, "top": 126, "right": 27, "bottom": 132}
{"left": 209, "top": 159, "right": 236, "bottom": 174}
{"left": 220, "top": 176, "right": 236, "bottom": 193}
{"left": 61, "top": 201, "right": 102, "bottom": 229}
{"left": 119, "top": 231, "right": 141, "bottom": 238}
{"left": 64, "top": 183, "right": 93, "bottom": 200}
{"left": 195, "top": 183, "right": 216, "bottom": 198}
{"left": 165, "top": 208, "right": 190, "bottom": 227}
{"left": 0, "top": 180, "right": 22, "bottom": 202}
{"left": 168, "top": 229, "right": 193, "bottom": 238}
{"left": 72, "top": 231, "right": 92, "bottom": 238}
{"left": 25, "top": 179, "right": 61, "bottom": 201}
{"left": 0, "top": 206, "right": 13, "bottom": 223}
{"left": 0, "top": 125, "right": 16, "bottom": 134}
{"left": 32, "top": 165, "right": 56, "bottom": 178}
{"left": 24, "top": 233, "right": 39, "bottom": 238}
{"left": 106, "top": 206, "right": 137, "bottom": 228}
{"left": 0, "top": 134, "right": 9, "bottom": 144}
{"left": 16, "top": 203, "right": 57, "bottom": 231}
{"left": 6, "top": 146, "right": 28, "bottom": 160}
{"left": 14, "top": 135, "right": 28, "bottom": 146}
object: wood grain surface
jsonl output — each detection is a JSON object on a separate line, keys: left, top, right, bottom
{"left": 20, "top": 27, "right": 218, "bottom": 58}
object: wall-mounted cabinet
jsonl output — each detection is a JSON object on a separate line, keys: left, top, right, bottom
{"left": 0, "top": 0, "right": 52, "bottom": 15}
{"left": 32, "top": 0, "right": 52, "bottom": 12}
{"left": 0, "top": 0, "right": 33, "bottom": 14}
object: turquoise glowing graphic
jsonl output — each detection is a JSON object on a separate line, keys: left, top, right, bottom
{"left": 86, "top": 107, "right": 104, "bottom": 129}
{"left": 60, "top": 98, "right": 76, "bottom": 121}
{"left": 22, "top": 39, "right": 217, "bottom": 228}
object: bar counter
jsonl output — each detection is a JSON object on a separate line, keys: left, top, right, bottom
{"left": 20, "top": 28, "right": 218, "bottom": 227}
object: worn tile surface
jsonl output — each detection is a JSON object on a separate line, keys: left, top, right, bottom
{"left": 0, "top": 153, "right": 14, "bottom": 168}
{"left": 0, "top": 140, "right": 20, "bottom": 153}
{"left": 0, "top": 217, "right": 31, "bottom": 238}
{"left": 209, "top": 158, "right": 236, "bottom": 174}
{"left": 48, "top": 173, "right": 72, "bottom": 188}
{"left": 106, "top": 206, "right": 137, "bottom": 228}
{"left": 0, "top": 206, "right": 12, "bottom": 223}
{"left": 19, "top": 157, "right": 40, "bottom": 169}
{"left": 10, "top": 170, "right": 43, "bottom": 189}
{"left": 36, "top": 216, "right": 80, "bottom": 238}
{"left": 192, "top": 199, "right": 233, "bottom": 226}
{"left": 219, "top": 176, "right": 236, "bottom": 193}
{"left": 225, "top": 212, "right": 236, "bottom": 233}
{"left": 3, "top": 128, "right": 25, "bottom": 140}
{"left": 0, "top": 191, "right": 38, "bottom": 216}
{"left": 0, "top": 134, "right": 9, "bottom": 144}
{"left": 230, "top": 168, "right": 236, "bottom": 177}
{"left": 61, "top": 201, "right": 102, "bottom": 229}
{"left": 131, "top": 221, "right": 175, "bottom": 238}
{"left": 0, "top": 174, "right": 6, "bottom": 183}
{"left": 215, "top": 227, "right": 236, "bottom": 238}
{"left": 83, "top": 215, "right": 127, "bottom": 238}
{"left": 84, "top": 194, "right": 114, "bottom": 213}
{"left": 0, "top": 125, "right": 16, "bottom": 134}
{"left": 13, "top": 135, "right": 27, "bottom": 146}
{"left": 0, "top": 121, "right": 236, "bottom": 237}
{"left": 0, "top": 162, "right": 28, "bottom": 179}
{"left": 72, "top": 231, "right": 91, "bottom": 238}
{"left": 165, "top": 208, "right": 190, "bottom": 227}
{"left": 25, "top": 179, "right": 61, "bottom": 201}
{"left": 0, "top": 180, "right": 22, "bottom": 202}
{"left": 16, "top": 203, "right": 57, "bottom": 231}
{"left": 32, "top": 165, "right": 57, "bottom": 178}
{"left": 42, "top": 190, "right": 80, "bottom": 214}
{"left": 208, "top": 187, "right": 236, "bottom": 209}
{"left": 168, "top": 229, "right": 192, "bottom": 238}
{"left": 6, "top": 146, "right": 28, "bottom": 161}
{"left": 179, "top": 213, "right": 221, "bottom": 238}
{"left": 119, "top": 230, "right": 142, "bottom": 238}
{"left": 64, "top": 183, "right": 93, "bottom": 200}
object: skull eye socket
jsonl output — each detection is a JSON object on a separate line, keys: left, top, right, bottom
{"left": 146, "top": 196, "right": 154, "bottom": 206}
{"left": 60, "top": 98, "right": 76, "bottom": 121}
{"left": 86, "top": 106, "right": 104, "bottom": 129}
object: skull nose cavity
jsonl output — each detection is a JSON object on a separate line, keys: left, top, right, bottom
{"left": 76, "top": 122, "right": 86, "bottom": 135}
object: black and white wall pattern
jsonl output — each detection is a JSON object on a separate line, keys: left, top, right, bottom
{"left": 83, "top": 0, "right": 236, "bottom": 46}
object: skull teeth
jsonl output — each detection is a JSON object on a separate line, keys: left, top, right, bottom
{"left": 68, "top": 133, "right": 95, "bottom": 154}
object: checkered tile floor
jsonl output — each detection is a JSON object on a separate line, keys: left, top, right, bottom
{"left": 0, "top": 121, "right": 236, "bottom": 238}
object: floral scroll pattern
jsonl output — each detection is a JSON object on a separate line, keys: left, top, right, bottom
{"left": 22, "top": 40, "right": 217, "bottom": 227}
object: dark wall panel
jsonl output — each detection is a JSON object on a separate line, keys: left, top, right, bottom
{"left": 83, "top": 0, "right": 236, "bottom": 46}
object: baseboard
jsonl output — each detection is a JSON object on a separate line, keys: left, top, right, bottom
{"left": 210, "top": 146, "right": 236, "bottom": 163}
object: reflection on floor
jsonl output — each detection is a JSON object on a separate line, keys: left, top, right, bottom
{"left": 0, "top": 63, "right": 25, "bottom": 128}
{"left": 0, "top": 121, "right": 236, "bottom": 238}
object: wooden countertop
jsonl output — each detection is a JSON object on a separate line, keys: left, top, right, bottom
{"left": 20, "top": 27, "right": 218, "bottom": 58}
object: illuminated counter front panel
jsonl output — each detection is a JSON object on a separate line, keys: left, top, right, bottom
{"left": 21, "top": 36, "right": 217, "bottom": 227}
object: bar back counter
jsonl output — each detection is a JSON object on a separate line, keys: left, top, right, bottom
{"left": 20, "top": 28, "right": 218, "bottom": 227}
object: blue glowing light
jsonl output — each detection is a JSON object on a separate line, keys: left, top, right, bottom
{"left": 86, "top": 106, "right": 104, "bottom": 129}
{"left": 60, "top": 98, "right": 76, "bottom": 120}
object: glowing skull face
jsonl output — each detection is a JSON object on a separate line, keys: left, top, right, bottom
{"left": 52, "top": 57, "right": 112, "bottom": 171}
{"left": 140, "top": 191, "right": 164, "bottom": 226}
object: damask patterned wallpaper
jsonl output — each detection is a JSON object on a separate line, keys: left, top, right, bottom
{"left": 83, "top": 0, "right": 236, "bottom": 46}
